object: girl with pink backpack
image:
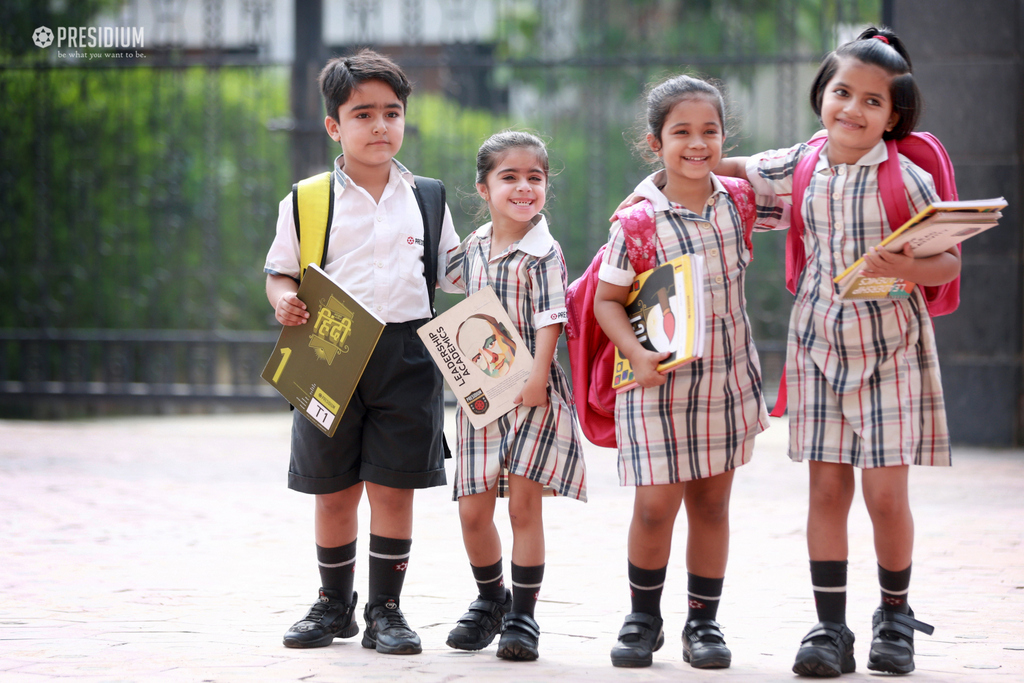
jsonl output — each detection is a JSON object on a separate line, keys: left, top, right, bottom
{"left": 594, "top": 74, "right": 785, "bottom": 670}
{"left": 716, "top": 26, "right": 960, "bottom": 677}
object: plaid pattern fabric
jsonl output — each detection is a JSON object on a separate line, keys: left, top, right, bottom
{"left": 751, "top": 143, "right": 951, "bottom": 468}
{"left": 601, "top": 177, "right": 772, "bottom": 486}
{"left": 445, "top": 217, "right": 587, "bottom": 501}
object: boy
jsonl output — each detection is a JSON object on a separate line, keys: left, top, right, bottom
{"left": 264, "top": 49, "right": 460, "bottom": 655}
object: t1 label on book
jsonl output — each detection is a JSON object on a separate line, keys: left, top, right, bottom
{"left": 306, "top": 396, "right": 337, "bottom": 432}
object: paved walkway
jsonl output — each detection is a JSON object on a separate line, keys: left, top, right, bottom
{"left": 1, "top": 410, "right": 1022, "bottom": 682}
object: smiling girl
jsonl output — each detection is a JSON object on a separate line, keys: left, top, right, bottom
{"left": 442, "top": 131, "right": 586, "bottom": 662}
{"left": 717, "top": 26, "right": 958, "bottom": 677}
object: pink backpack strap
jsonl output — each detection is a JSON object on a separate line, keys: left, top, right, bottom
{"left": 717, "top": 175, "right": 756, "bottom": 254}
{"left": 616, "top": 200, "right": 659, "bottom": 273}
{"left": 786, "top": 136, "right": 826, "bottom": 295}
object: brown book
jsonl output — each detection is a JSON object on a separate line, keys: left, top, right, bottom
{"left": 261, "top": 264, "right": 385, "bottom": 436}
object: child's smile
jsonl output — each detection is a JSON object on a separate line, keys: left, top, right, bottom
{"left": 820, "top": 57, "right": 899, "bottom": 165}
{"left": 647, "top": 96, "right": 723, "bottom": 207}
{"left": 477, "top": 148, "right": 547, "bottom": 233}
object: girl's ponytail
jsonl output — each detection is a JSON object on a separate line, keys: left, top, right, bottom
{"left": 855, "top": 26, "right": 913, "bottom": 72}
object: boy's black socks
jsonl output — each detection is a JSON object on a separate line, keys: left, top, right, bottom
{"left": 510, "top": 562, "right": 544, "bottom": 617}
{"left": 878, "top": 562, "right": 912, "bottom": 614}
{"left": 628, "top": 562, "right": 667, "bottom": 618}
{"left": 686, "top": 572, "right": 724, "bottom": 622}
{"left": 471, "top": 558, "right": 507, "bottom": 602}
{"left": 368, "top": 534, "right": 412, "bottom": 605}
{"left": 316, "top": 540, "right": 356, "bottom": 603}
{"left": 810, "top": 560, "right": 848, "bottom": 624}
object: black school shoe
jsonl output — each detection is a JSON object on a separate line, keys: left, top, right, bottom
{"left": 867, "top": 607, "right": 934, "bottom": 675}
{"left": 682, "top": 618, "right": 732, "bottom": 669}
{"left": 495, "top": 612, "right": 541, "bottom": 661}
{"left": 610, "top": 612, "right": 665, "bottom": 668}
{"left": 361, "top": 596, "right": 422, "bottom": 655}
{"left": 792, "top": 621, "right": 856, "bottom": 677}
{"left": 446, "top": 590, "right": 512, "bottom": 651}
{"left": 282, "top": 589, "right": 359, "bottom": 648}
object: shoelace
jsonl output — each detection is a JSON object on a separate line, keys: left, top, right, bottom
{"left": 304, "top": 600, "right": 331, "bottom": 623}
{"left": 377, "top": 608, "right": 410, "bottom": 630}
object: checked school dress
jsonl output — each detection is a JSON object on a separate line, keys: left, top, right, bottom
{"left": 444, "top": 215, "right": 587, "bottom": 501}
{"left": 747, "top": 140, "right": 951, "bottom": 468}
{"left": 598, "top": 173, "right": 776, "bottom": 486}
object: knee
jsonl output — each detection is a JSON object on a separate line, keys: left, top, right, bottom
{"left": 809, "top": 478, "right": 854, "bottom": 512}
{"left": 459, "top": 506, "right": 493, "bottom": 536}
{"left": 634, "top": 498, "right": 678, "bottom": 530}
{"left": 686, "top": 494, "right": 730, "bottom": 526}
{"left": 507, "top": 496, "right": 541, "bottom": 530}
{"left": 316, "top": 488, "right": 358, "bottom": 517}
{"left": 864, "top": 489, "right": 909, "bottom": 521}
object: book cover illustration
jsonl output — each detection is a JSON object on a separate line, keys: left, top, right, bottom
{"left": 417, "top": 286, "right": 534, "bottom": 430}
{"left": 261, "top": 263, "right": 385, "bottom": 437}
{"left": 612, "top": 254, "right": 705, "bottom": 393}
{"left": 835, "top": 197, "right": 1007, "bottom": 301}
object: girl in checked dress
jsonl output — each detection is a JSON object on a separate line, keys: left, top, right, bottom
{"left": 595, "top": 75, "right": 781, "bottom": 670}
{"left": 442, "top": 131, "right": 586, "bottom": 662}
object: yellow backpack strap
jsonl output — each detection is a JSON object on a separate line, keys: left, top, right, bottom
{"left": 292, "top": 171, "right": 334, "bottom": 280}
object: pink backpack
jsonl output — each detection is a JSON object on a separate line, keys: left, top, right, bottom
{"left": 565, "top": 177, "right": 756, "bottom": 448}
{"left": 771, "top": 131, "right": 961, "bottom": 417}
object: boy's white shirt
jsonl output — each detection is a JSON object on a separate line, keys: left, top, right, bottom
{"left": 265, "top": 154, "right": 461, "bottom": 323}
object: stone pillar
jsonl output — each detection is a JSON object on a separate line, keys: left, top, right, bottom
{"left": 891, "top": 0, "right": 1024, "bottom": 445}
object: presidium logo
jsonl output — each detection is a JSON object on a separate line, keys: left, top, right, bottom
{"left": 32, "top": 25, "right": 145, "bottom": 51}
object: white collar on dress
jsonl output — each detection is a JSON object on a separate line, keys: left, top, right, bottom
{"left": 815, "top": 139, "right": 889, "bottom": 173}
{"left": 475, "top": 214, "right": 554, "bottom": 257}
{"left": 631, "top": 169, "right": 728, "bottom": 212}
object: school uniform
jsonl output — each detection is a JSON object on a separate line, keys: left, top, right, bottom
{"left": 599, "top": 173, "right": 773, "bottom": 486}
{"left": 444, "top": 215, "right": 587, "bottom": 501}
{"left": 747, "top": 140, "right": 951, "bottom": 468}
{"left": 265, "top": 155, "right": 462, "bottom": 494}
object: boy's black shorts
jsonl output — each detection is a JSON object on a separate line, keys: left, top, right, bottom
{"left": 288, "top": 319, "right": 447, "bottom": 494}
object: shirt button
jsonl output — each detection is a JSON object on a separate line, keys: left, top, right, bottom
{"left": 376, "top": 216, "right": 384, "bottom": 222}
{"left": 715, "top": 275, "right": 724, "bottom": 284}
{"left": 837, "top": 166, "right": 846, "bottom": 175}
{"left": 376, "top": 305, "right": 383, "bottom": 311}
{"left": 706, "top": 197, "right": 716, "bottom": 206}
{"left": 376, "top": 261, "right": 383, "bottom": 268}
{"left": 832, "top": 192, "right": 842, "bottom": 200}
{"left": 709, "top": 248, "right": 719, "bottom": 257}
{"left": 833, "top": 251, "right": 842, "bottom": 260}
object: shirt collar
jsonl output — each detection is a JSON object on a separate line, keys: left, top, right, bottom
{"left": 476, "top": 214, "right": 554, "bottom": 258}
{"left": 632, "top": 169, "right": 728, "bottom": 212}
{"left": 332, "top": 154, "right": 415, "bottom": 190}
{"left": 815, "top": 139, "right": 889, "bottom": 172}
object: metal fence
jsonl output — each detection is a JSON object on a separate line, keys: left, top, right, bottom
{"left": 0, "top": 0, "right": 879, "bottom": 416}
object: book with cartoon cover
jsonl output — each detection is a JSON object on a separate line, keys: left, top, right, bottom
{"left": 261, "top": 263, "right": 385, "bottom": 437}
{"left": 612, "top": 254, "right": 705, "bottom": 393}
{"left": 417, "top": 286, "right": 534, "bottom": 429}
{"left": 834, "top": 197, "right": 1006, "bottom": 301}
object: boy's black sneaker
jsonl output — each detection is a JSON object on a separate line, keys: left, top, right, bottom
{"left": 282, "top": 589, "right": 359, "bottom": 648}
{"left": 361, "top": 596, "right": 422, "bottom": 655}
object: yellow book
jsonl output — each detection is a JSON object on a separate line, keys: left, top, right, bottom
{"left": 261, "top": 263, "right": 385, "bottom": 437}
{"left": 834, "top": 197, "right": 1006, "bottom": 301}
{"left": 612, "top": 254, "right": 705, "bottom": 393}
